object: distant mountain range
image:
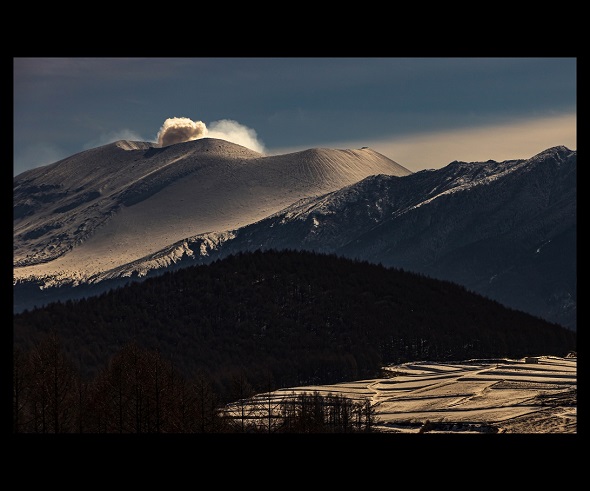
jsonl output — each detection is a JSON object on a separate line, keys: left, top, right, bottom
{"left": 13, "top": 139, "right": 576, "bottom": 330}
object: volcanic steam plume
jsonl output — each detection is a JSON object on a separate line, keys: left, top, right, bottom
{"left": 156, "top": 117, "right": 265, "bottom": 153}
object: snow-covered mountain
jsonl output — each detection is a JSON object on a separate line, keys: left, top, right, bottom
{"left": 209, "top": 145, "right": 576, "bottom": 330}
{"left": 14, "top": 141, "right": 576, "bottom": 331}
{"left": 13, "top": 138, "right": 410, "bottom": 291}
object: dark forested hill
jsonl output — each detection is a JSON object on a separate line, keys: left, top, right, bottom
{"left": 167, "top": 146, "right": 576, "bottom": 330}
{"left": 13, "top": 249, "right": 576, "bottom": 401}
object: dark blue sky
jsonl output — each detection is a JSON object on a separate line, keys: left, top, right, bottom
{"left": 13, "top": 57, "right": 576, "bottom": 175}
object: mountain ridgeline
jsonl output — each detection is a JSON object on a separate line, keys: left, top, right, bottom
{"left": 197, "top": 145, "right": 577, "bottom": 330}
{"left": 13, "top": 141, "right": 576, "bottom": 331}
{"left": 13, "top": 249, "right": 576, "bottom": 402}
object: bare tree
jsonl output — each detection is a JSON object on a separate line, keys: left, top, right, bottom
{"left": 13, "top": 346, "right": 32, "bottom": 433}
{"left": 27, "top": 331, "right": 77, "bottom": 433}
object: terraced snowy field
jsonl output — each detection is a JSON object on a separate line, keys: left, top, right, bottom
{"left": 227, "top": 355, "right": 576, "bottom": 434}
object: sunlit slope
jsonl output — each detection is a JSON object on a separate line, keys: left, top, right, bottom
{"left": 14, "top": 138, "right": 410, "bottom": 281}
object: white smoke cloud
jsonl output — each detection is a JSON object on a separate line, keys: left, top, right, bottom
{"left": 156, "top": 117, "right": 208, "bottom": 147}
{"left": 207, "top": 119, "right": 266, "bottom": 153}
{"left": 156, "top": 117, "right": 266, "bottom": 153}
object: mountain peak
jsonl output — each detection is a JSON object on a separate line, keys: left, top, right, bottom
{"left": 531, "top": 145, "right": 573, "bottom": 160}
{"left": 14, "top": 139, "right": 411, "bottom": 277}
{"left": 167, "top": 137, "right": 265, "bottom": 158}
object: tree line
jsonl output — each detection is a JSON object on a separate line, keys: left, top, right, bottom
{"left": 13, "top": 330, "right": 376, "bottom": 433}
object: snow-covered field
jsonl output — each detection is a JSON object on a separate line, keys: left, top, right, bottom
{"left": 228, "top": 355, "right": 576, "bottom": 434}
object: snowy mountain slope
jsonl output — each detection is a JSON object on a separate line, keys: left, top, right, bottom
{"left": 14, "top": 138, "right": 411, "bottom": 286}
{"left": 13, "top": 141, "right": 575, "bottom": 331}
{"left": 80, "top": 146, "right": 575, "bottom": 329}
{"left": 225, "top": 146, "right": 577, "bottom": 329}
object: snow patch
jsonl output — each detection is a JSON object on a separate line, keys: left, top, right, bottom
{"left": 404, "top": 159, "right": 530, "bottom": 214}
